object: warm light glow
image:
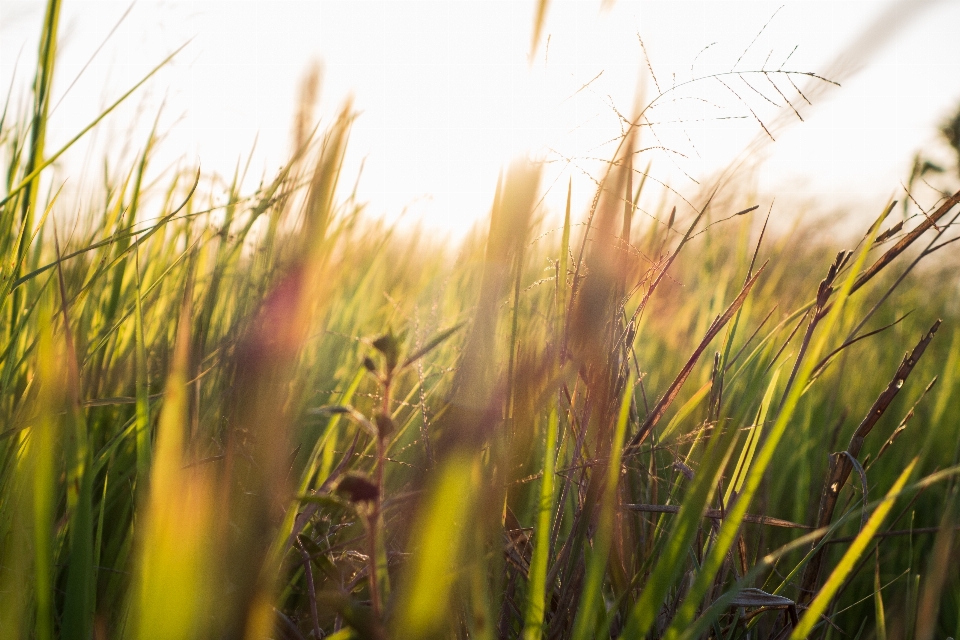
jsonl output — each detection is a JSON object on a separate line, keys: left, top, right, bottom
{"left": 2, "top": 1, "right": 959, "bottom": 234}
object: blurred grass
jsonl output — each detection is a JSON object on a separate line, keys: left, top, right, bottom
{"left": 1, "top": 2, "right": 960, "bottom": 639}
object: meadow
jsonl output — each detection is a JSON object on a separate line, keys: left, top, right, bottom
{"left": 1, "top": 1, "right": 960, "bottom": 638}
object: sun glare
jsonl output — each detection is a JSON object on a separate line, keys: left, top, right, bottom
{"left": 2, "top": 1, "right": 959, "bottom": 234}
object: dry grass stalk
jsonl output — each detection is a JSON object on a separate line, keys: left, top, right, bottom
{"left": 798, "top": 320, "right": 942, "bottom": 606}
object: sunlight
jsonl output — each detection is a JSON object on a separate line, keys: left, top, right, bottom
{"left": 1, "top": 1, "right": 958, "bottom": 234}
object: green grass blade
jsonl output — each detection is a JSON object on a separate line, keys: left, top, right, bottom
{"left": 55, "top": 231, "right": 95, "bottom": 640}
{"left": 522, "top": 407, "right": 560, "bottom": 640}
{"left": 62, "top": 455, "right": 94, "bottom": 640}
{"left": 92, "top": 455, "right": 111, "bottom": 611}
{"left": 724, "top": 366, "right": 780, "bottom": 505}
{"left": 15, "top": 0, "right": 60, "bottom": 277}
{"left": 313, "top": 367, "right": 365, "bottom": 488}
{"left": 131, "top": 289, "right": 214, "bottom": 640}
{"left": 134, "top": 243, "right": 150, "bottom": 489}
{"left": 31, "top": 315, "right": 58, "bottom": 640}
{"left": 874, "top": 546, "right": 888, "bottom": 640}
{"left": 659, "top": 381, "right": 710, "bottom": 442}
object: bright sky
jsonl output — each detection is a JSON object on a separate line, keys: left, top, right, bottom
{"left": 2, "top": 1, "right": 959, "bottom": 235}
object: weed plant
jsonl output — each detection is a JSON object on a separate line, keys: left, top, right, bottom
{"left": 1, "top": 2, "right": 959, "bottom": 639}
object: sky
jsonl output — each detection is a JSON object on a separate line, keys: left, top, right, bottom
{"left": 2, "top": 0, "right": 959, "bottom": 235}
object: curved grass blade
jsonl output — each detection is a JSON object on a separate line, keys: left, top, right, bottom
{"left": 724, "top": 366, "right": 780, "bottom": 506}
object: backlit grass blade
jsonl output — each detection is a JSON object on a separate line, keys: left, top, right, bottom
{"left": 658, "top": 381, "right": 710, "bottom": 442}
{"left": 131, "top": 289, "right": 215, "bottom": 640}
{"left": 14, "top": 0, "right": 60, "bottom": 281}
{"left": 55, "top": 232, "right": 94, "bottom": 640}
{"left": 313, "top": 367, "right": 365, "bottom": 488}
{"left": 790, "top": 459, "right": 918, "bottom": 639}
{"left": 392, "top": 453, "right": 476, "bottom": 638}
{"left": 92, "top": 455, "right": 111, "bottom": 611}
{"left": 724, "top": 366, "right": 780, "bottom": 506}
{"left": 914, "top": 483, "right": 957, "bottom": 640}
{"left": 874, "top": 546, "right": 888, "bottom": 640}
{"left": 133, "top": 243, "right": 150, "bottom": 488}
{"left": 522, "top": 407, "right": 559, "bottom": 640}
{"left": 31, "top": 311, "right": 59, "bottom": 640}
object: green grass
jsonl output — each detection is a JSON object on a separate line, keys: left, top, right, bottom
{"left": 1, "top": 2, "right": 960, "bottom": 638}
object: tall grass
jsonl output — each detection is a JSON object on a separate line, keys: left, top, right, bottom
{"left": 1, "top": 2, "right": 960, "bottom": 638}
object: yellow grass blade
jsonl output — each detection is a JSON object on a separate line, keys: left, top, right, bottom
{"left": 131, "top": 291, "right": 215, "bottom": 640}
{"left": 392, "top": 453, "right": 476, "bottom": 638}
{"left": 522, "top": 407, "right": 560, "bottom": 640}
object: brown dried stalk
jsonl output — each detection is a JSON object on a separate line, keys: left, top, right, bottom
{"left": 797, "top": 319, "right": 941, "bottom": 605}
{"left": 624, "top": 262, "right": 767, "bottom": 453}
{"left": 850, "top": 189, "right": 960, "bottom": 295}
{"left": 776, "top": 250, "right": 850, "bottom": 415}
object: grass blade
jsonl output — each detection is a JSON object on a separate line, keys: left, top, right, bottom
{"left": 874, "top": 546, "right": 888, "bottom": 640}
{"left": 521, "top": 407, "right": 560, "bottom": 640}
{"left": 134, "top": 242, "right": 150, "bottom": 489}
{"left": 392, "top": 454, "right": 476, "bottom": 639}
{"left": 724, "top": 366, "right": 780, "bottom": 506}
{"left": 30, "top": 312, "right": 58, "bottom": 640}
{"left": 131, "top": 285, "right": 214, "bottom": 640}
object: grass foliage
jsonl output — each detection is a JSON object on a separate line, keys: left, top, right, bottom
{"left": 1, "top": 2, "right": 960, "bottom": 638}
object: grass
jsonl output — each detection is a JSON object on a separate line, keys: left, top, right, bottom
{"left": 1, "top": 1, "right": 960, "bottom": 638}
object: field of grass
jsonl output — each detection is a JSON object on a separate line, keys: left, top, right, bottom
{"left": 2, "top": 2, "right": 960, "bottom": 639}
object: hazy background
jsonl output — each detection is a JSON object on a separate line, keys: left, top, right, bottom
{"left": 2, "top": 0, "right": 959, "bottom": 234}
